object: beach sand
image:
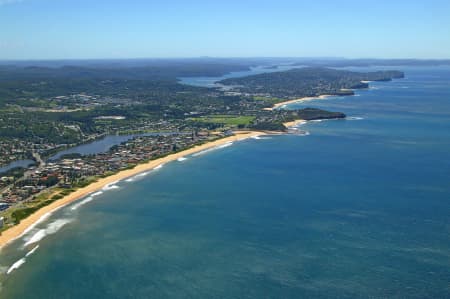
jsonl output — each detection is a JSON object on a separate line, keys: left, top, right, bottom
{"left": 264, "top": 95, "right": 333, "bottom": 111}
{"left": 283, "top": 119, "right": 307, "bottom": 128}
{"left": 0, "top": 131, "right": 264, "bottom": 249}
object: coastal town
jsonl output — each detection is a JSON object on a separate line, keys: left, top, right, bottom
{"left": 0, "top": 131, "right": 221, "bottom": 229}
{"left": 0, "top": 65, "right": 403, "bottom": 234}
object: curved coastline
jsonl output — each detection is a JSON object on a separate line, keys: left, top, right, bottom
{"left": 265, "top": 95, "right": 334, "bottom": 110}
{"left": 0, "top": 131, "right": 264, "bottom": 250}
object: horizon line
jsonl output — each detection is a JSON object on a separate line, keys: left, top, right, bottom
{"left": 1, "top": 56, "right": 450, "bottom": 63}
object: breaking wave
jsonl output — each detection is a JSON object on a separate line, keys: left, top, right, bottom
{"left": 102, "top": 181, "right": 120, "bottom": 191}
{"left": 5, "top": 245, "right": 40, "bottom": 275}
{"left": 177, "top": 157, "right": 187, "bottom": 161}
{"left": 192, "top": 142, "right": 233, "bottom": 157}
{"left": 251, "top": 135, "right": 272, "bottom": 140}
{"left": 71, "top": 190, "right": 104, "bottom": 210}
{"left": 21, "top": 212, "right": 52, "bottom": 236}
{"left": 137, "top": 171, "right": 150, "bottom": 177}
{"left": 6, "top": 258, "right": 25, "bottom": 275}
{"left": 125, "top": 171, "right": 151, "bottom": 183}
{"left": 153, "top": 164, "right": 164, "bottom": 170}
{"left": 25, "top": 245, "right": 39, "bottom": 257}
{"left": 297, "top": 131, "right": 310, "bottom": 136}
{"left": 23, "top": 219, "right": 72, "bottom": 247}
{"left": 70, "top": 196, "right": 93, "bottom": 210}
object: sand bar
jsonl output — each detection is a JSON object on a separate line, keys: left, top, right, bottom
{"left": 0, "top": 131, "right": 264, "bottom": 249}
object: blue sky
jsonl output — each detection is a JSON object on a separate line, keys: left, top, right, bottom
{"left": 1, "top": 0, "right": 449, "bottom": 60}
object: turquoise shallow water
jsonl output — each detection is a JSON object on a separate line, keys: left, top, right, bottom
{"left": 0, "top": 67, "right": 449, "bottom": 298}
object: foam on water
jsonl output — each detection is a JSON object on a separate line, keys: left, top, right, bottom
{"left": 177, "top": 157, "right": 188, "bottom": 161}
{"left": 71, "top": 190, "right": 105, "bottom": 210}
{"left": 23, "top": 230, "right": 46, "bottom": 247}
{"left": 25, "top": 245, "right": 39, "bottom": 257}
{"left": 291, "top": 121, "right": 307, "bottom": 128}
{"left": 289, "top": 129, "right": 310, "bottom": 136}
{"left": 5, "top": 245, "right": 40, "bottom": 276}
{"left": 297, "top": 131, "right": 310, "bottom": 136}
{"left": 21, "top": 212, "right": 51, "bottom": 236}
{"left": 218, "top": 142, "right": 233, "bottom": 148}
{"left": 6, "top": 258, "right": 25, "bottom": 275}
{"left": 23, "top": 219, "right": 72, "bottom": 247}
{"left": 125, "top": 171, "right": 151, "bottom": 183}
{"left": 153, "top": 164, "right": 164, "bottom": 170}
{"left": 192, "top": 142, "right": 234, "bottom": 157}
{"left": 137, "top": 171, "right": 150, "bottom": 177}
{"left": 102, "top": 181, "right": 120, "bottom": 191}
{"left": 70, "top": 196, "right": 94, "bottom": 210}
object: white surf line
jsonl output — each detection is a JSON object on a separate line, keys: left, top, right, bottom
{"left": 23, "top": 218, "right": 72, "bottom": 247}
{"left": 5, "top": 245, "right": 40, "bottom": 275}
{"left": 21, "top": 212, "right": 52, "bottom": 236}
{"left": 70, "top": 189, "right": 105, "bottom": 210}
{"left": 6, "top": 258, "right": 25, "bottom": 275}
{"left": 25, "top": 245, "right": 39, "bottom": 257}
{"left": 102, "top": 180, "right": 120, "bottom": 191}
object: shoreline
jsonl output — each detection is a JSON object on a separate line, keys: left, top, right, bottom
{"left": 282, "top": 119, "right": 307, "bottom": 127}
{"left": 0, "top": 90, "right": 343, "bottom": 250}
{"left": 0, "top": 131, "right": 264, "bottom": 250}
{"left": 264, "top": 94, "right": 334, "bottom": 111}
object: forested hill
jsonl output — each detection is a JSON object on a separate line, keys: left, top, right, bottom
{"left": 0, "top": 63, "right": 252, "bottom": 82}
{"left": 218, "top": 67, "right": 404, "bottom": 98}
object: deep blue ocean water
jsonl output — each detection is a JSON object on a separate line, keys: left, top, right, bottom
{"left": 0, "top": 66, "right": 449, "bottom": 298}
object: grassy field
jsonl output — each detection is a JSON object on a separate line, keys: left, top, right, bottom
{"left": 190, "top": 115, "right": 255, "bottom": 126}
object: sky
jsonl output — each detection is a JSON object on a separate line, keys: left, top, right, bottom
{"left": 1, "top": 0, "right": 450, "bottom": 60}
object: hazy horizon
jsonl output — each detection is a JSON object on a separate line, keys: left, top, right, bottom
{"left": 1, "top": 0, "right": 450, "bottom": 60}
{"left": 1, "top": 56, "right": 450, "bottom": 63}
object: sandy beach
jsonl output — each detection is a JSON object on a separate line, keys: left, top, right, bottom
{"left": 282, "top": 119, "right": 307, "bottom": 127}
{"left": 265, "top": 95, "right": 333, "bottom": 111}
{"left": 0, "top": 131, "right": 264, "bottom": 249}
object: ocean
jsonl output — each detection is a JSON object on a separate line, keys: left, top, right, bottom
{"left": 0, "top": 66, "right": 449, "bottom": 298}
